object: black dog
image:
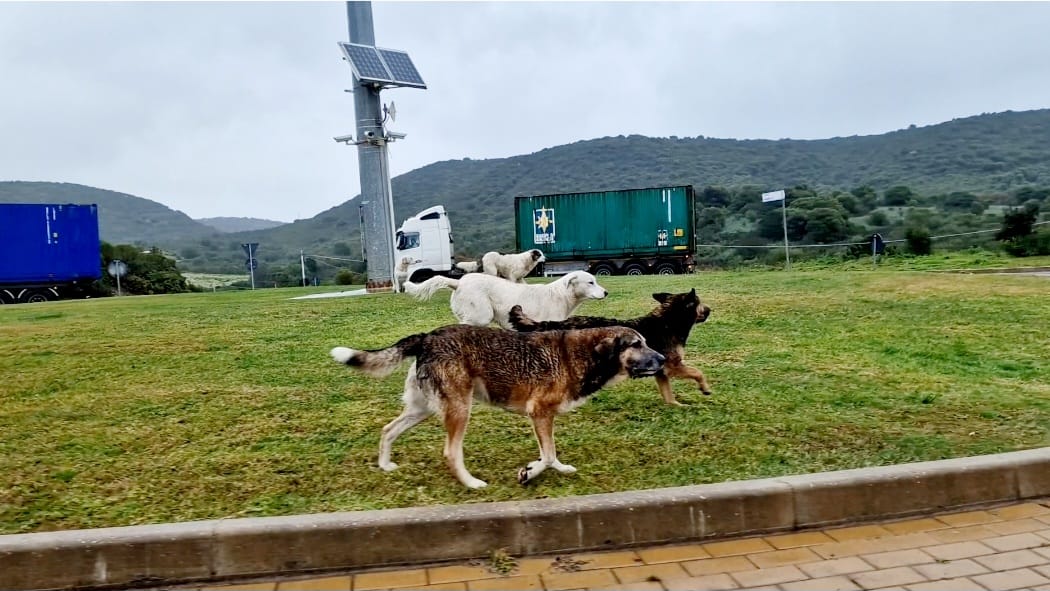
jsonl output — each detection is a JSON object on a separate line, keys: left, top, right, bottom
{"left": 509, "top": 288, "right": 711, "bottom": 405}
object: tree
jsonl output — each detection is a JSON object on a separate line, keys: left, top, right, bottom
{"left": 701, "top": 186, "right": 731, "bottom": 207}
{"left": 335, "top": 269, "right": 355, "bottom": 285}
{"left": 905, "top": 226, "right": 932, "bottom": 255}
{"left": 805, "top": 208, "right": 851, "bottom": 243}
{"left": 835, "top": 192, "right": 861, "bottom": 215}
{"left": 996, "top": 203, "right": 1039, "bottom": 242}
{"left": 758, "top": 209, "right": 786, "bottom": 241}
{"left": 944, "top": 191, "right": 978, "bottom": 211}
{"left": 786, "top": 210, "right": 809, "bottom": 241}
{"left": 883, "top": 186, "right": 916, "bottom": 206}
{"left": 760, "top": 207, "right": 808, "bottom": 241}
{"left": 332, "top": 242, "right": 352, "bottom": 256}
{"left": 851, "top": 185, "right": 879, "bottom": 212}
{"left": 1014, "top": 186, "right": 1050, "bottom": 205}
{"left": 97, "top": 242, "right": 192, "bottom": 295}
{"left": 868, "top": 211, "right": 889, "bottom": 226}
{"left": 697, "top": 207, "right": 726, "bottom": 240}
{"left": 791, "top": 195, "right": 848, "bottom": 214}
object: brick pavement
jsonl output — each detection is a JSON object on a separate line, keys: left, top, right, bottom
{"left": 192, "top": 501, "right": 1050, "bottom": 591}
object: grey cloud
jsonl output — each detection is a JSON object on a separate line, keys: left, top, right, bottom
{"left": 1, "top": 2, "right": 1048, "bottom": 221}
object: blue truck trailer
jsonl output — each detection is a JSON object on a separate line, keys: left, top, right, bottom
{"left": 0, "top": 203, "right": 102, "bottom": 303}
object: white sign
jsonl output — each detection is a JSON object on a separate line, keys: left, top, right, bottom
{"left": 107, "top": 260, "right": 127, "bottom": 277}
{"left": 762, "top": 190, "right": 786, "bottom": 203}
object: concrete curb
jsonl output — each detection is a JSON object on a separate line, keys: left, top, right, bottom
{"left": 3, "top": 447, "right": 1050, "bottom": 590}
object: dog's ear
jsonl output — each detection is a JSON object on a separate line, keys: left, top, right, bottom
{"left": 690, "top": 288, "right": 696, "bottom": 297}
{"left": 594, "top": 336, "right": 618, "bottom": 358}
{"left": 617, "top": 332, "right": 640, "bottom": 349}
{"left": 531, "top": 250, "right": 542, "bottom": 260}
{"left": 652, "top": 292, "right": 672, "bottom": 304}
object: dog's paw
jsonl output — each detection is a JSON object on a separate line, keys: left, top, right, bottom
{"left": 517, "top": 460, "right": 545, "bottom": 484}
{"left": 378, "top": 461, "right": 399, "bottom": 472}
{"left": 552, "top": 461, "right": 577, "bottom": 474}
{"left": 464, "top": 477, "right": 488, "bottom": 489}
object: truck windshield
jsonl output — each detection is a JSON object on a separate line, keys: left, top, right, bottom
{"left": 396, "top": 231, "right": 420, "bottom": 250}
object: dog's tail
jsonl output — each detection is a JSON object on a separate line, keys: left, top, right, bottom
{"left": 403, "top": 275, "right": 459, "bottom": 301}
{"left": 507, "top": 304, "right": 541, "bottom": 332}
{"left": 330, "top": 333, "right": 426, "bottom": 378}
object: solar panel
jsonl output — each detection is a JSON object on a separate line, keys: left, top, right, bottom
{"left": 338, "top": 42, "right": 426, "bottom": 89}
{"left": 339, "top": 42, "right": 395, "bottom": 84}
{"left": 377, "top": 48, "right": 426, "bottom": 89}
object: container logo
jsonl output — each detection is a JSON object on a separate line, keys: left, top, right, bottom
{"left": 657, "top": 229, "right": 668, "bottom": 246}
{"left": 533, "top": 208, "right": 556, "bottom": 244}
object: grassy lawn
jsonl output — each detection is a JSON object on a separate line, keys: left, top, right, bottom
{"left": 2, "top": 265, "right": 1049, "bottom": 534}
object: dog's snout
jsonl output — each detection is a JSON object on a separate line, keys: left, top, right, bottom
{"left": 602, "top": 289, "right": 609, "bottom": 297}
{"left": 647, "top": 351, "right": 666, "bottom": 369}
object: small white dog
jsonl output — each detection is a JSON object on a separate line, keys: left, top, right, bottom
{"left": 404, "top": 270, "right": 607, "bottom": 329}
{"left": 481, "top": 249, "right": 545, "bottom": 283}
{"left": 394, "top": 257, "right": 420, "bottom": 292}
{"left": 454, "top": 260, "right": 479, "bottom": 273}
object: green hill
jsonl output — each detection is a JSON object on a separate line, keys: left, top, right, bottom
{"left": 0, "top": 181, "right": 220, "bottom": 245}
{"left": 3, "top": 109, "right": 1049, "bottom": 275}
{"left": 195, "top": 217, "right": 287, "bottom": 233}
{"left": 303, "top": 108, "right": 1050, "bottom": 272}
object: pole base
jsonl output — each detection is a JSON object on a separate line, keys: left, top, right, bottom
{"left": 365, "top": 280, "right": 394, "bottom": 293}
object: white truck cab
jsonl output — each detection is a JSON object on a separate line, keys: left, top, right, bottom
{"left": 395, "top": 205, "right": 461, "bottom": 283}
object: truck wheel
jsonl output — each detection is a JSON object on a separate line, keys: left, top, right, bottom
{"left": 590, "top": 263, "right": 616, "bottom": 277}
{"left": 655, "top": 262, "right": 678, "bottom": 275}
{"left": 623, "top": 263, "right": 647, "bottom": 276}
{"left": 20, "top": 290, "right": 51, "bottom": 303}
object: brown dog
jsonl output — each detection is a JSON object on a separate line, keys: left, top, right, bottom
{"left": 330, "top": 324, "right": 664, "bottom": 488}
{"left": 509, "top": 288, "right": 712, "bottom": 406}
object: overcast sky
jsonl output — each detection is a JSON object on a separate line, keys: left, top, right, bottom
{"left": 2, "top": 2, "right": 1048, "bottom": 222}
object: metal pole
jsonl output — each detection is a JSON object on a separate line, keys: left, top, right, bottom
{"left": 300, "top": 249, "right": 307, "bottom": 287}
{"left": 248, "top": 243, "right": 256, "bottom": 290}
{"left": 781, "top": 197, "right": 791, "bottom": 270}
{"left": 346, "top": 1, "right": 397, "bottom": 293}
{"left": 116, "top": 273, "right": 121, "bottom": 296}
{"left": 872, "top": 236, "right": 877, "bottom": 269}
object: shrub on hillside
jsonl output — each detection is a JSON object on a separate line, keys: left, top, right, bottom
{"left": 335, "top": 269, "right": 355, "bottom": 285}
{"left": 1002, "top": 230, "right": 1050, "bottom": 257}
{"left": 96, "top": 243, "right": 191, "bottom": 295}
{"left": 905, "top": 226, "right": 933, "bottom": 255}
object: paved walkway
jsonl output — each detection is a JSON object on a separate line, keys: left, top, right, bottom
{"left": 190, "top": 500, "right": 1050, "bottom": 591}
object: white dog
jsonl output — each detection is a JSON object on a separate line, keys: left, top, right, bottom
{"left": 404, "top": 270, "right": 607, "bottom": 329}
{"left": 454, "top": 260, "right": 479, "bottom": 273}
{"left": 395, "top": 257, "right": 420, "bottom": 292}
{"left": 481, "top": 249, "right": 545, "bottom": 283}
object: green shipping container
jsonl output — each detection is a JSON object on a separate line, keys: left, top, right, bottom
{"left": 514, "top": 186, "right": 696, "bottom": 262}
